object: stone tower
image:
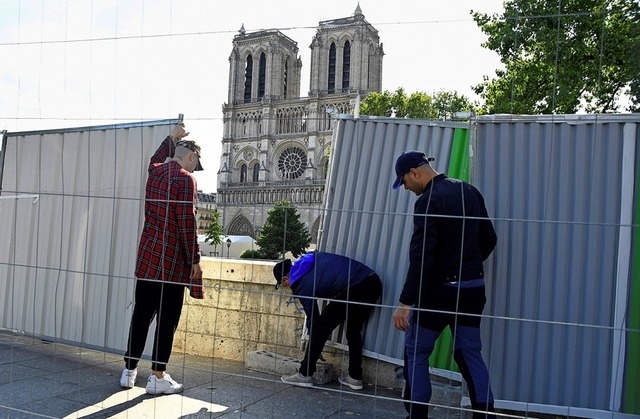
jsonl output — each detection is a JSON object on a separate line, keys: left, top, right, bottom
{"left": 217, "top": 5, "right": 384, "bottom": 242}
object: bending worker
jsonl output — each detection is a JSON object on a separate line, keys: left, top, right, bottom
{"left": 274, "top": 251, "right": 382, "bottom": 390}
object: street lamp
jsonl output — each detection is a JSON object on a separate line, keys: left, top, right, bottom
{"left": 226, "top": 238, "right": 232, "bottom": 258}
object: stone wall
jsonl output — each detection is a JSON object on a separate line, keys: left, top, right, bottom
{"left": 173, "top": 258, "right": 304, "bottom": 360}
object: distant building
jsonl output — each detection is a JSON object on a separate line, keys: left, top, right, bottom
{"left": 196, "top": 191, "right": 217, "bottom": 235}
{"left": 216, "top": 5, "right": 384, "bottom": 242}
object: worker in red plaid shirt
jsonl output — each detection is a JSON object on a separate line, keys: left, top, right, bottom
{"left": 120, "top": 122, "right": 205, "bottom": 395}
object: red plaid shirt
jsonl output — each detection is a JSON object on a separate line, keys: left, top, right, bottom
{"left": 135, "top": 136, "right": 203, "bottom": 299}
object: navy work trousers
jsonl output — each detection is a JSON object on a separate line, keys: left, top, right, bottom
{"left": 404, "top": 281, "right": 495, "bottom": 419}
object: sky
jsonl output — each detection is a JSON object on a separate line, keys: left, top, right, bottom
{"left": 0, "top": 0, "right": 505, "bottom": 193}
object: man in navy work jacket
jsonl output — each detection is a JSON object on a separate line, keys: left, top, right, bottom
{"left": 391, "top": 151, "right": 497, "bottom": 419}
{"left": 273, "top": 251, "right": 382, "bottom": 390}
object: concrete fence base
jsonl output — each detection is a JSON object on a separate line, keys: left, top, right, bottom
{"left": 245, "top": 350, "right": 333, "bottom": 384}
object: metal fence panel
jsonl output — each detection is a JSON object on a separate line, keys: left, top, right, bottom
{"left": 0, "top": 119, "right": 179, "bottom": 354}
{"left": 321, "top": 114, "right": 639, "bottom": 414}
{"left": 474, "top": 115, "right": 636, "bottom": 411}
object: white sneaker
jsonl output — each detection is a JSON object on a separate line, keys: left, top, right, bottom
{"left": 120, "top": 368, "right": 137, "bottom": 388}
{"left": 145, "top": 373, "right": 184, "bottom": 395}
{"left": 280, "top": 371, "right": 313, "bottom": 387}
{"left": 338, "top": 374, "right": 363, "bottom": 390}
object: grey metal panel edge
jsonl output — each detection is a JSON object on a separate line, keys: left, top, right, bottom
{"left": 476, "top": 113, "right": 640, "bottom": 124}
{"left": 3, "top": 117, "right": 181, "bottom": 138}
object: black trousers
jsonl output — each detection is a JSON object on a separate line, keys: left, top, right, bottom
{"left": 124, "top": 279, "right": 186, "bottom": 372}
{"left": 300, "top": 273, "right": 382, "bottom": 380}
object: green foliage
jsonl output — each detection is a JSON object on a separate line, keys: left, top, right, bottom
{"left": 472, "top": 0, "right": 640, "bottom": 113}
{"left": 204, "top": 209, "right": 223, "bottom": 247}
{"left": 360, "top": 87, "right": 478, "bottom": 120}
{"left": 239, "top": 249, "right": 266, "bottom": 259}
{"left": 360, "top": 90, "right": 395, "bottom": 117}
{"left": 255, "top": 200, "right": 311, "bottom": 259}
{"left": 432, "top": 90, "right": 478, "bottom": 120}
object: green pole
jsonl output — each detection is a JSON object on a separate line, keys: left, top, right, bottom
{"left": 623, "top": 162, "right": 640, "bottom": 413}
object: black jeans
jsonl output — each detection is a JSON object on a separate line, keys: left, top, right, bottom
{"left": 124, "top": 279, "right": 186, "bottom": 371}
{"left": 300, "top": 273, "right": 382, "bottom": 380}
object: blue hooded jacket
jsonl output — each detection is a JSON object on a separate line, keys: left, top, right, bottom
{"left": 290, "top": 252, "right": 374, "bottom": 330}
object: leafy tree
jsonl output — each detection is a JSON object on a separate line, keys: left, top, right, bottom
{"left": 203, "top": 209, "right": 223, "bottom": 254}
{"left": 360, "top": 89, "right": 396, "bottom": 117}
{"left": 256, "top": 200, "right": 311, "bottom": 259}
{"left": 472, "top": 0, "right": 640, "bottom": 114}
{"left": 361, "top": 87, "right": 478, "bottom": 120}
{"left": 432, "top": 90, "right": 477, "bottom": 120}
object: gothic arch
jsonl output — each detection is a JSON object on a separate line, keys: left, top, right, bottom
{"left": 342, "top": 40, "right": 351, "bottom": 92}
{"left": 240, "top": 164, "right": 248, "bottom": 182}
{"left": 325, "top": 35, "right": 342, "bottom": 48}
{"left": 253, "top": 47, "right": 267, "bottom": 57}
{"left": 310, "top": 216, "right": 321, "bottom": 244}
{"left": 271, "top": 140, "right": 307, "bottom": 161}
{"left": 275, "top": 106, "right": 308, "bottom": 134}
{"left": 227, "top": 213, "right": 256, "bottom": 237}
{"left": 243, "top": 54, "right": 253, "bottom": 103}
{"left": 234, "top": 146, "right": 259, "bottom": 167}
{"left": 282, "top": 55, "right": 291, "bottom": 99}
{"left": 333, "top": 101, "right": 352, "bottom": 114}
{"left": 318, "top": 141, "right": 331, "bottom": 159}
{"left": 241, "top": 48, "right": 257, "bottom": 61}
{"left": 318, "top": 154, "right": 330, "bottom": 180}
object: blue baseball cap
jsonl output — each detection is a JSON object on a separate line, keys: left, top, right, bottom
{"left": 392, "top": 151, "right": 430, "bottom": 190}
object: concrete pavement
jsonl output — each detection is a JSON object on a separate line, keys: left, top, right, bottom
{"left": 0, "top": 330, "right": 466, "bottom": 418}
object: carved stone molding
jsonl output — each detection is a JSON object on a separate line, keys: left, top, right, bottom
{"left": 218, "top": 186, "right": 324, "bottom": 205}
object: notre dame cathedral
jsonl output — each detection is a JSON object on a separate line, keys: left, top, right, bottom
{"left": 216, "top": 5, "right": 383, "bottom": 243}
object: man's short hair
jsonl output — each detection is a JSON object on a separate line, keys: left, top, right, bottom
{"left": 176, "top": 140, "right": 204, "bottom": 171}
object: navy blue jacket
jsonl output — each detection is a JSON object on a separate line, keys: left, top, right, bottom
{"left": 291, "top": 252, "right": 374, "bottom": 330}
{"left": 399, "top": 174, "right": 496, "bottom": 307}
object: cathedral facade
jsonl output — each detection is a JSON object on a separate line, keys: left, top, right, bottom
{"left": 216, "top": 6, "right": 383, "bottom": 243}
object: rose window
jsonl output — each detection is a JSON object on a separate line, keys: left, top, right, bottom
{"left": 277, "top": 147, "right": 307, "bottom": 180}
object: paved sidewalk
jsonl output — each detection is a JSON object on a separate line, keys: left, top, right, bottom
{"left": 0, "top": 330, "right": 421, "bottom": 419}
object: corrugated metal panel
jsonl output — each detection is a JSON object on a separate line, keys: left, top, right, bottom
{"left": 320, "top": 116, "right": 467, "bottom": 360}
{"left": 321, "top": 114, "right": 640, "bottom": 414}
{"left": 473, "top": 115, "right": 637, "bottom": 411}
{"left": 0, "top": 118, "right": 179, "bottom": 354}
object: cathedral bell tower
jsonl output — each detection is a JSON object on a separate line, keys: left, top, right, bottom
{"left": 227, "top": 25, "right": 302, "bottom": 106}
{"left": 309, "top": 4, "right": 384, "bottom": 97}
{"left": 217, "top": 6, "right": 383, "bottom": 242}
